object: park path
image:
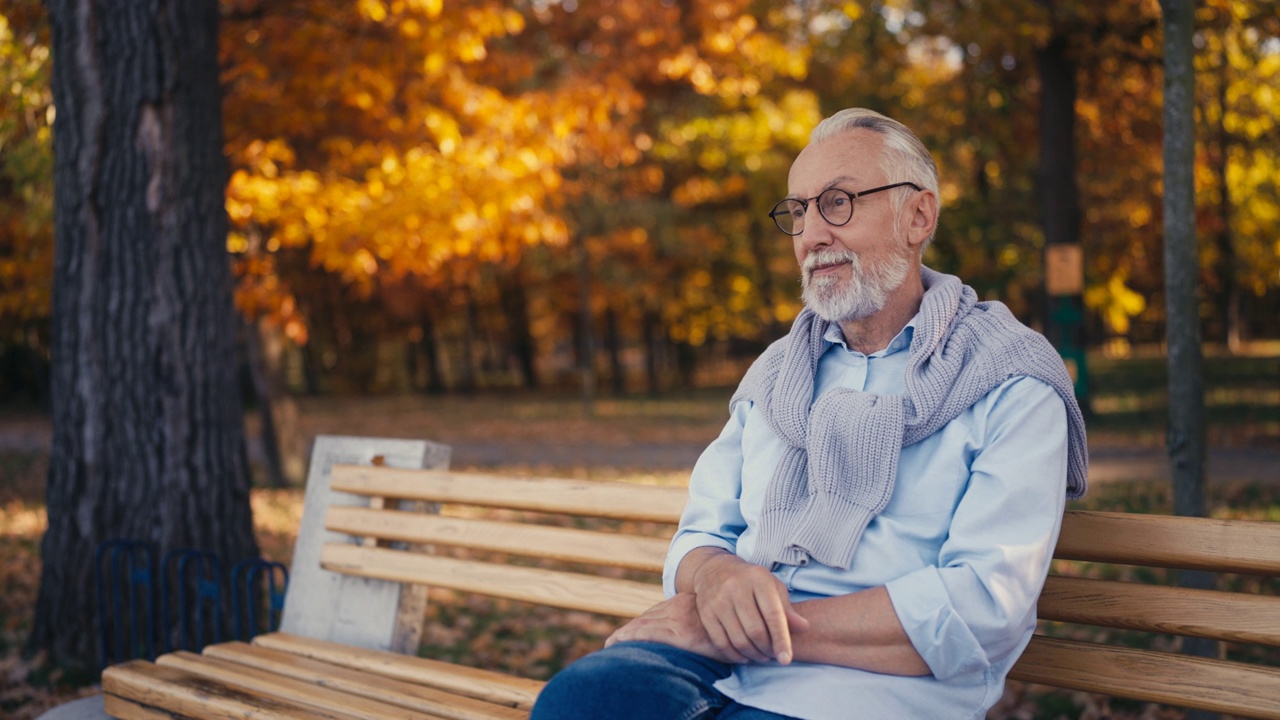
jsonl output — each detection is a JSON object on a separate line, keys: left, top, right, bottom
{"left": 445, "top": 440, "right": 1278, "bottom": 485}
{"left": 2, "top": 419, "right": 1273, "bottom": 485}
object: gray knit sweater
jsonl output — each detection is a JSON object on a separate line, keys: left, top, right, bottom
{"left": 731, "top": 267, "right": 1088, "bottom": 570}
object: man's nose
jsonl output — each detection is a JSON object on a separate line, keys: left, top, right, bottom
{"left": 796, "top": 207, "right": 834, "bottom": 252}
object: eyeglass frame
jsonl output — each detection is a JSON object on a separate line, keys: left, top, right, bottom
{"left": 768, "top": 181, "right": 923, "bottom": 236}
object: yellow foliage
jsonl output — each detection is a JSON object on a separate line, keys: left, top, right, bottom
{"left": 1084, "top": 273, "right": 1147, "bottom": 335}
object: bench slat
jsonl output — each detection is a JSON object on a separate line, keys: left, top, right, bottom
{"left": 163, "top": 648, "right": 524, "bottom": 720}
{"left": 330, "top": 466, "right": 687, "bottom": 523}
{"left": 1038, "top": 575, "right": 1280, "bottom": 646}
{"left": 326, "top": 506, "right": 670, "bottom": 573}
{"left": 322, "top": 543, "right": 664, "bottom": 617}
{"left": 157, "top": 650, "right": 466, "bottom": 720}
{"left": 102, "top": 696, "right": 180, "bottom": 720}
{"left": 1056, "top": 510, "right": 1280, "bottom": 574}
{"left": 1010, "top": 635, "right": 1280, "bottom": 719}
{"left": 202, "top": 642, "right": 527, "bottom": 720}
{"left": 102, "top": 660, "right": 360, "bottom": 720}
{"left": 252, "top": 633, "right": 544, "bottom": 711}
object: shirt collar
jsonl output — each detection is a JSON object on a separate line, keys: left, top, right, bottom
{"left": 822, "top": 315, "right": 917, "bottom": 357}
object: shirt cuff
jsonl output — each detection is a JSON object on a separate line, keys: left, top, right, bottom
{"left": 662, "top": 532, "right": 737, "bottom": 598}
{"left": 884, "top": 567, "right": 988, "bottom": 681}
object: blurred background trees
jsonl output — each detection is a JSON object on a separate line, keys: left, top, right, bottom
{"left": 2, "top": 0, "right": 1278, "bottom": 413}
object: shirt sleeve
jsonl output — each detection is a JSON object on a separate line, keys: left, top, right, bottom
{"left": 662, "top": 400, "right": 753, "bottom": 598}
{"left": 884, "top": 377, "right": 1069, "bottom": 681}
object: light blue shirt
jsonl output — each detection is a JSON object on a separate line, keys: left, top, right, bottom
{"left": 663, "top": 320, "right": 1069, "bottom": 720}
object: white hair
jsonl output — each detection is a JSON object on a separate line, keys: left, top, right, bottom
{"left": 810, "top": 108, "right": 940, "bottom": 248}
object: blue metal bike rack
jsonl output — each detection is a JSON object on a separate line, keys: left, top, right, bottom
{"left": 94, "top": 539, "right": 158, "bottom": 669}
{"left": 97, "top": 539, "right": 289, "bottom": 663}
{"left": 231, "top": 559, "right": 289, "bottom": 641}
{"left": 161, "top": 548, "right": 224, "bottom": 652}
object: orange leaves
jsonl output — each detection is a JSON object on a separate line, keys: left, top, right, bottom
{"left": 214, "top": 0, "right": 832, "bottom": 358}
{"left": 0, "top": 10, "right": 53, "bottom": 323}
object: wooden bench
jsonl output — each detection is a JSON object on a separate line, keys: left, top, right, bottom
{"left": 101, "top": 436, "right": 1280, "bottom": 719}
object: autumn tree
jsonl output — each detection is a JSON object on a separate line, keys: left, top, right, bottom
{"left": 5, "top": 0, "right": 1280, "bottom": 405}
{"left": 1195, "top": 0, "right": 1280, "bottom": 349}
{"left": 0, "top": 5, "right": 53, "bottom": 402}
{"left": 31, "top": 0, "right": 258, "bottom": 669}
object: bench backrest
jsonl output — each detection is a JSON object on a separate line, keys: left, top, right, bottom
{"left": 280, "top": 435, "right": 452, "bottom": 653}
{"left": 1012, "top": 509, "right": 1280, "bottom": 719}
{"left": 320, "top": 464, "right": 684, "bottom": 619}
{"left": 318, "top": 462, "right": 1280, "bottom": 719}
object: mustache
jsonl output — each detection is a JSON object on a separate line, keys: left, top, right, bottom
{"left": 802, "top": 249, "right": 860, "bottom": 275}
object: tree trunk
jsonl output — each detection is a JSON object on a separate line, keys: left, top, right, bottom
{"left": 244, "top": 320, "right": 286, "bottom": 489}
{"left": 1161, "top": 0, "right": 1219, "bottom": 693}
{"left": 604, "top": 304, "right": 625, "bottom": 396}
{"left": 459, "top": 286, "right": 477, "bottom": 394}
{"left": 642, "top": 309, "right": 663, "bottom": 397}
{"left": 1213, "top": 20, "right": 1240, "bottom": 353}
{"left": 417, "top": 313, "right": 445, "bottom": 394}
{"left": 1036, "top": 26, "right": 1090, "bottom": 413}
{"left": 575, "top": 231, "right": 595, "bottom": 414}
{"left": 747, "top": 221, "right": 782, "bottom": 338}
{"left": 499, "top": 264, "right": 539, "bottom": 389}
{"left": 33, "top": 0, "right": 258, "bottom": 671}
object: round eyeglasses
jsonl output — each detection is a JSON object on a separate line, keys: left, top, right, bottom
{"left": 768, "top": 182, "right": 922, "bottom": 236}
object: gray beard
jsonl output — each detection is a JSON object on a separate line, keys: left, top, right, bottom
{"left": 801, "top": 246, "right": 911, "bottom": 323}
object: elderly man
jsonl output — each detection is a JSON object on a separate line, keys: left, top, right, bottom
{"left": 530, "top": 108, "right": 1088, "bottom": 720}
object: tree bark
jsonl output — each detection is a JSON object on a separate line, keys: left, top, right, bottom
{"left": 32, "top": 0, "right": 258, "bottom": 671}
{"left": 1161, "top": 0, "right": 1219, "bottom": 692}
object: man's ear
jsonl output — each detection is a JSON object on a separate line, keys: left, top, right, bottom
{"left": 905, "top": 190, "right": 938, "bottom": 249}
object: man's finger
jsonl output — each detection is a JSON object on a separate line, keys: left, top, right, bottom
{"left": 752, "top": 587, "right": 794, "bottom": 664}
{"left": 704, "top": 613, "right": 754, "bottom": 664}
{"left": 731, "top": 600, "right": 777, "bottom": 660}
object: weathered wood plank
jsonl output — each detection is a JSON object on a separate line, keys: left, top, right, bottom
{"left": 102, "top": 660, "right": 358, "bottom": 720}
{"left": 1010, "top": 636, "right": 1280, "bottom": 719}
{"left": 102, "top": 695, "right": 183, "bottom": 720}
{"left": 280, "top": 436, "right": 451, "bottom": 653}
{"left": 200, "top": 642, "right": 527, "bottom": 720}
{"left": 251, "top": 633, "right": 543, "bottom": 711}
{"left": 325, "top": 506, "right": 669, "bottom": 573}
{"left": 1056, "top": 510, "right": 1280, "bottom": 575}
{"left": 1038, "top": 575, "right": 1280, "bottom": 646}
{"left": 329, "top": 466, "right": 687, "bottom": 523}
{"left": 321, "top": 543, "right": 664, "bottom": 618}
{"left": 155, "top": 651, "right": 431, "bottom": 720}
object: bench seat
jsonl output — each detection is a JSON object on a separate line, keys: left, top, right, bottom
{"left": 101, "top": 438, "right": 1280, "bottom": 719}
{"left": 104, "top": 632, "right": 540, "bottom": 720}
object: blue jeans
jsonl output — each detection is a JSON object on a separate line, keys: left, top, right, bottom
{"left": 530, "top": 641, "right": 799, "bottom": 720}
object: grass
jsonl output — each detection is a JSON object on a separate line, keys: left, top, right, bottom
{"left": 1, "top": 373, "right": 1278, "bottom": 719}
{"left": 1085, "top": 353, "right": 1280, "bottom": 446}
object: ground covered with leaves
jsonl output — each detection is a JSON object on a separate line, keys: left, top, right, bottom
{"left": 2, "top": 391, "right": 1278, "bottom": 719}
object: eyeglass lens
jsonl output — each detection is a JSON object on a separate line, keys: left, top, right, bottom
{"left": 773, "top": 188, "right": 853, "bottom": 235}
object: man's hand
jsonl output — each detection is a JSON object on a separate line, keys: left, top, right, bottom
{"left": 684, "top": 550, "right": 810, "bottom": 665}
{"left": 605, "top": 593, "right": 740, "bottom": 663}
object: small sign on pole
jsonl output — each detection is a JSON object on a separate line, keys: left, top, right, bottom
{"left": 1046, "top": 244, "right": 1084, "bottom": 296}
